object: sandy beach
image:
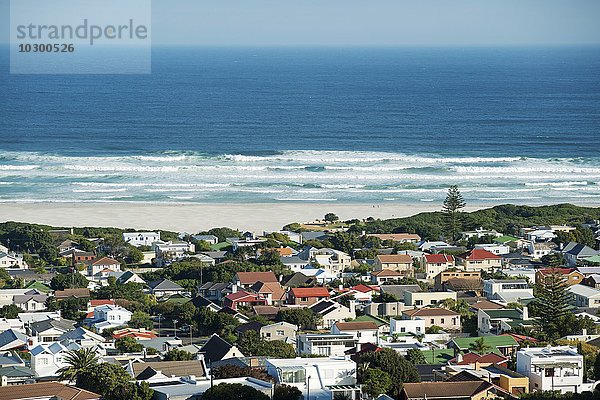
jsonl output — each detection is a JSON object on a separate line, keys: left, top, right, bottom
{"left": 0, "top": 202, "right": 484, "bottom": 233}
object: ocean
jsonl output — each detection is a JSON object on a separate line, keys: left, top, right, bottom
{"left": 1, "top": 46, "right": 599, "bottom": 205}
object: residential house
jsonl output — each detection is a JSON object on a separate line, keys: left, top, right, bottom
{"left": 122, "top": 231, "right": 161, "bottom": 247}
{"left": 535, "top": 268, "right": 583, "bottom": 286}
{"left": 528, "top": 242, "right": 553, "bottom": 259}
{"left": 0, "top": 252, "right": 27, "bottom": 269}
{"left": 128, "top": 359, "right": 206, "bottom": 382}
{"left": 473, "top": 243, "right": 511, "bottom": 255}
{"left": 223, "top": 290, "right": 268, "bottom": 310}
{"left": 147, "top": 279, "right": 186, "bottom": 298}
{"left": 200, "top": 334, "right": 244, "bottom": 364}
{"left": 403, "top": 290, "right": 457, "bottom": 308}
{"left": 461, "top": 228, "right": 502, "bottom": 240}
{"left": 331, "top": 321, "right": 379, "bottom": 344}
{"left": 28, "top": 318, "right": 76, "bottom": 344}
{"left": 483, "top": 279, "right": 534, "bottom": 303}
{"left": 86, "top": 256, "right": 120, "bottom": 277}
{"left": 442, "top": 364, "right": 529, "bottom": 396}
{"left": 29, "top": 342, "right": 73, "bottom": 378}
{"left": 54, "top": 288, "right": 90, "bottom": 300}
{"left": 434, "top": 270, "right": 482, "bottom": 291}
{"left": 400, "top": 381, "right": 498, "bottom": 400}
{"left": 248, "top": 281, "right": 286, "bottom": 305}
{"left": 233, "top": 271, "right": 278, "bottom": 289}
{"left": 568, "top": 284, "right": 600, "bottom": 308}
{"left": 451, "top": 336, "right": 519, "bottom": 357}
{"left": 61, "top": 249, "right": 95, "bottom": 266}
{"left": 367, "top": 233, "right": 421, "bottom": 243}
{"left": 296, "top": 333, "right": 358, "bottom": 357}
{"left": 562, "top": 242, "right": 599, "bottom": 267}
{"left": 390, "top": 318, "right": 425, "bottom": 336}
{"left": 0, "top": 330, "right": 27, "bottom": 351}
{"left": 371, "top": 269, "right": 405, "bottom": 285}
{"left": 456, "top": 249, "right": 502, "bottom": 272}
{"left": 308, "top": 248, "right": 352, "bottom": 278}
{"left": 266, "top": 357, "right": 360, "bottom": 400}
{"left": 113, "top": 270, "right": 146, "bottom": 285}
{"left": 374, "top": 254, "right": 414, "bottom": 276}
{"left": 0, "top": 351, "right": 35, "bottom": 385}
{"left": 581, "top": 274, "right": 600, "bottom": 289}
{"left": 516, "top": 346, "right": 591, "bottom": 394}
{"left": 281, "top": 272, "right": 317, "bottom": 288}
{"left": 196, "top": 282, "right": 233, "bottom": 304}
{"left": 280, "top": 256, "right": 311, "bottom": 273}
{"left": 288, "top": 287, "right": 330, "bottom": 306}
{"left": 85, "top": 305, "right": 132, "bottom": 332}
{"left": 309, "top": 299, "right": 356, "bottom": 329}
{"left": 347, "top": 284, "right": 379, "bottom": 304}
{"left": 523, "top": 228, "right": 556, "bottom": 242}
{"left": 263, "top": 230, "right": 303, "bottom": 244}
{"left": 423, "top": 254, "right": 454, "bottom": 281}
{"left": 477, "top": 307, "right": 534, "bottom": 335}
{"left": 152, "top": 240, "right": 195, "bottom": 266}
{"left": 0, "top": 382, "right": 100, "bottom": 400}
{"left": 260, "top": 322, "right": 297, "bottom": 343}
{"left": 0, "top": 289, "right": 44, "bottom": 307}
{"left": 12, "top": 290, "right": 48, "bottom": 312}
{"left": 401, "top": 308, "right": 461, "bottom": 331}
{"left": 193, "top": 234, "right": 219, "bottom": 245}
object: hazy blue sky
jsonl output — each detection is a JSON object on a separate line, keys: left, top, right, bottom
{"left": 1, "top": 0, "right": 600, "bottom": 46}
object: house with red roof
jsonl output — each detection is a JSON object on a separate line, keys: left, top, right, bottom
{"left": 423, "top": 254, "right": 455, "bottom": 280}
{"left": 449, "top": 352, "right": 508, "bottom": 367}
{"left": 535, "top": 267, "right": 583, "bottom": 286}
{"left": 86, "top": 256, "right": 120, "bottom": 277}
{"left": 223, "top": 290, "right": 268, "bottom": 310}
{"left": 456, "top": 249, "right": 502, "bottom": 272}
{"left": 87, "top": 299, "right": 115, "bottom": 312}
{"left": 349, "top": 284, "right": 379, "bottom": 303}
{"left": 233, "top": 272, "right": 278, "bottom": 289}
{"left": 288, "top": 287, "right": 330, "bottom": 306}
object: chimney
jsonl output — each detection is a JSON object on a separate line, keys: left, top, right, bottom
{"left": 338, "top": 284, "right": 343, "bottom": 291}
{"left": 582, "top": 328, "right": 588, "bottom": 337}
{"left": 348, "top": 299, "right": 356, "bottom": 315}
{"left": 521, "top": 306, "right": 528, "bottom": 321}
{"left": 456, "top": 353, "right": 463, "bottom": 363}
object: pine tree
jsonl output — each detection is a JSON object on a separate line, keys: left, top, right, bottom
{"left": 442, "top": 185, "right": 466, "bottom": 242}
{"left": 534, "top": 269, "right": 573, "bottom": 339}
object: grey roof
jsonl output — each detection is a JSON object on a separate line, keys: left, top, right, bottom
{"left": 201, "top": 251, "right": 228, "bottom": 259}
{"left": 0, "top": 365, "right": 35, "bottom": 378}
{"left": 300, "top": 232, "right": 332, "bottom": 241}
{"left": 0, "top": 353, "right": 23, "bottom": 367}
{"left": 29, "top": 318, "right": 76, "bottom": 335}
{"left": 194, "top": 235, "right": 218, "bottom": 241}
{"left": 281, "top": 272, "right": 317, "bottom": 287}
{"left": 280, "top": 256, "right": 308, "bottom": 265}
{"left": 200, "top": 334, "right": 236, "bottom": 364}
{"left": 0, "top": 330, "right": 27, "bottom": 349}
{"left": 148, "top": 279, "right": 184, "bottom": 291}
{"left": 13, "top": 294, "right": 48, "bottom": 304}
{"left": 380, "top": 285, "right": 422, "bottom": 299}
{"left": 564, "top": 242, "right": 599, "bottom": 257}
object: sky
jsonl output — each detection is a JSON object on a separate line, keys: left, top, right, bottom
{"left": 1, "top": 0, "right": 600, "bottom": 46}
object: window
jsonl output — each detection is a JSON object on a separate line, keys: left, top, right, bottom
{"left": 400, "top": 327, "right": 406, "bottom": 333}
{"left": 277, "top": 330, "right": 284, "bottom": 336}
{"left": 265, "top": 332, "right": 271, "bottom": 338}
{"left": 281, "top": 369, "right": 306, "bottom": 384}
{"left": 416, "top": 327, "right": 421, "bottom": 332}
{"left": 430, "top": 319, "right": 434, "bottom": 324}
{"left": 38, "top": 358, "right": 48, "bottom": 365}
{"left": 415, "top": 300, "right": 423, "bottom": 306}
{"left": 301, "top": 297, "right": 308, "bottom": 302}
{"left": 440, "top": 318, "right": 445, "bottom": 323}
{"left": 545, "top": 368, "right": 555, "bottom": 377}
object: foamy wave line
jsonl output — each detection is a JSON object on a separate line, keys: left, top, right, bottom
{"left": 274, "top": 198, "right": 338, "bottom": 201}
{"left": 0, "top": 165, "right": 39, "bottom": 171}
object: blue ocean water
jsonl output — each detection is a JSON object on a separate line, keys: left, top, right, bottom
{"left": 1, "top": 46, "right": 599, "bottom": 204}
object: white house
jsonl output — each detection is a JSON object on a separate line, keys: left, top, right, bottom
{"left": 524, "top": 229, "right": 556, "bottom": 242}
{"left": 423, "top": 254, "right": 454, "bottom": 280}
{"left": 403, "top": 290, "right": 457, "bottom": 308}
{"left": 153, "top": 240, "right": 195, "bottom": 265}
{"left": 86, "top": 256, "right": 120, "bottom": 277}
{"left": 331, "top": 321, "right": 378, "bottom": 344}
{"left": 473, "top": 243, "right": 511, "bottom": 255}
{"left": 389, "top": 318, "right": 425, "bottom": 336}
{"left": 568, "top": 284, "right": 600, "bottom": 308}
{"left": 266, "top": 357, "right": 360, "bottom": 400}
{"left": 297, "top": 333, "right": 358, "bottom": 357}
{"left": 483, "top": 279, "right": 534, "bottom": 303}
{"left": 461, "top": 228, "right": 502, "bottom": 240}
{"left": 528, "top": 242, "right": 553, "bottom": 259}
{"left": 86, "top": 305, "right": 132, "bottom": 332}
{"left": 516, "top": 346, "right": 592, "bottom": 394}
{"left": 30, "top": 342, "right": 72, "bottom": 378}
{"left": 0, "top": 288, "right": 44, "bottom": 307}
{"left": 0, "top": 252, "right": 28, "bottom": 269}
{"left": 309, "top": 300, "right": 356, "bottom": 330}
{"left": 12, "top": 291, "right": 48, "bottom": 312}
{"left": 123, "top": 231, "right": 161, "bottom": 247}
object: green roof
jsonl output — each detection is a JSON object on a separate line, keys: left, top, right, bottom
{"left": 452, "top": 335, "right": 518, "bottom": 351}
{"left": 483, "top": 309, "right": 524, "bottom": 320}
{"left": 24, "top": 281, "right": 52, "bottom": 293}
{"left": 421, "top": 349, "right": 455, "bottom": 365}
{"left": 211, "top": 242, "right": 231, "bottom": 251}
{"left": 494, "top": 236, "right": 520, "bottom": 244}
{"left": 353, "top": 314, "right": 389, "bottom": 327}
{"left": 584, "top": 255, "right": 600, "bottom": 264}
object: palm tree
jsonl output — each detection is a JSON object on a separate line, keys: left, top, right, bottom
{"left": 469, "top": 337, "right": 492, "bottom": 355}
{"left": 57, "top": 348, "right": 99, "bottom": 382}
